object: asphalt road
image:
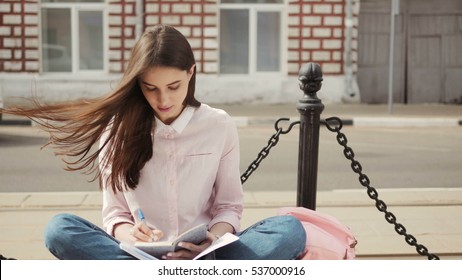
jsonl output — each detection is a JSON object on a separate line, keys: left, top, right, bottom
{"left": 1, "top": 124, "right": 461, "bottom": 192}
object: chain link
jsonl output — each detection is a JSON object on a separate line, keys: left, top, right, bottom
{"left": 240, "top": 118, "right": 300, "bottom": 184}
{"left": 324, "top": 116, "right": 440, "bottom": 260}
{"left": 240, "top": 128, "right": 282, "bottom": 184}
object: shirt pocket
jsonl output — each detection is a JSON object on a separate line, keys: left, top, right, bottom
{"left": 180, "top": 152, "right": 215, "bottom": 169}
{"left": 184, "top": 152, "right": 213, "bottom": 158}
{"left": 180, "top": 152, "right": 218, "bottom": 178}
{"left": 179, "top": 152, "right": 218, "bottom": 194}
{"left": 181, "top": 152, "right": 216, "bottom": 172}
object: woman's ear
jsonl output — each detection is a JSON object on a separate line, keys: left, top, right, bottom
{"left": 188, "top": 64, "right": 196, "bottom": 79}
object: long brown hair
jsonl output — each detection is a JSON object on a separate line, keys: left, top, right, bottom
{"left": 1, "top": 25, "right": 200, "bottom": 192}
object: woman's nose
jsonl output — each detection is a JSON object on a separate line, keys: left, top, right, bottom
{"left": 157, "top": 91, "right": 168, "bottom": 105}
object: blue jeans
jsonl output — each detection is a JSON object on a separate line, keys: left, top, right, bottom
{"left": 44, "top": 213, "right": 306, "bottom": 260}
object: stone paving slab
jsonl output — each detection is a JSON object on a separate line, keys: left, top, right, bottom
{"left": 22, "top": 192, "right": 88, "bottom": 208}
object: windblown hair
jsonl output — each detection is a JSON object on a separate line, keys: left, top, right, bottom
{"left": 1, "top": 25, "right": 200, "bottom": 193}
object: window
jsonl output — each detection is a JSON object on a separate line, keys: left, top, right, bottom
{"left": 41, "top": 0, "right": 105, "bottom": 73}
{"left": 220, "top": 0, "right": 284, "bottom": 74}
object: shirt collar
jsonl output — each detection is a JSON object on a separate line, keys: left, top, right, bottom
{"left": 154, "top": 106, "right": 196, "bottom": 134}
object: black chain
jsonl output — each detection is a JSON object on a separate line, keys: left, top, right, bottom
{"left": 323, "top": 116, "right": 440, "bottom": 260}
{"left": 240, "top": 118, "right": 299, "bottom": 184}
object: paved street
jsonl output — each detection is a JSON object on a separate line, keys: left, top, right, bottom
{"left": 1, "top": 123, "right": 461, "bottom": 193}
{"left": 240, "top": 125, "right": 462, "bottom": 192}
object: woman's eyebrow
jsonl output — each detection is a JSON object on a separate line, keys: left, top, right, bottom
{"left": 141, "top": 80, "right": 181, "bottom": 87}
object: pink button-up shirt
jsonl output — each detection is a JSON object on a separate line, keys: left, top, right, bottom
{"left": 101, "top": 104, "right": 243, "bottom": 241}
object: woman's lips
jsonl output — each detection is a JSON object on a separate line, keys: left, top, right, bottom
{"left": 158, "top": 106, "right": 172, "bottom": 113}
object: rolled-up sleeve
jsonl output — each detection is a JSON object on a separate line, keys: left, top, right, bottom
{"left": 102, "top": 188, "right": 134, "bottom": 236}
{"left": 208, "top": 115, "right": 243, "bottom": 232}
{"left": 99, "top": 130, "right": 134, "bottom": 236}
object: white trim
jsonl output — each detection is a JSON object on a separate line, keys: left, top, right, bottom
{"left": 71, "top": 7, "right": 79, "bottom": 73}
{"left": 280, "top": 4, "right": 288, "bottom": 75}
{"left": 103, "top": 6, "right": 109, "bottom": 73}
{"left": 249, "top": 8, "right": 257, "bottom": 74}
{"left": 38, "top": 7, "right": 43, "bottom": 74}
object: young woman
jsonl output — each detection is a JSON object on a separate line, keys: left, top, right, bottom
{"left": 2, "top": 24, "right": 306, "bottom": 260}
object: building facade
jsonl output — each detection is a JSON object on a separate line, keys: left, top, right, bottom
{"left": 1, "top": 0, "right": 460, "bottom": 105}
{"left": 0, "top": 0, "right": 360, "bottom": 105}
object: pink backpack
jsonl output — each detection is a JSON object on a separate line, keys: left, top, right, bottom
{"left": 278, "top": 207, "right": 357, "bottom": 260}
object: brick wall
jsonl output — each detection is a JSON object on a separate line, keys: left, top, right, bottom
{"left": 288, "top": 0, "right": 347, "bottom": 75}
{"left": 0, "top": 0, "right": 358, "bottom": 77}
{"left": 108, "top": 0, "right": 138, "bottom": 73}
{"left": 140, "top": 0, "right": 351, "bottom": 76}
{"left": 144, "top": 0, "right": 218, "bottom": 74}
{"left": 0, "top": 0, "right": 39, "bottom": 73}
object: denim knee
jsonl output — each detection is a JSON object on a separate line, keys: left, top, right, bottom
{"left": 44, "top": 213, "right": 78, "bottom": 252}
{"left": 278, "top": 216, "right": 306, "bottom": 259}
{"left": 260, "top": 215, "right": 306, "bottom": 259}
{"left": 277, "top": 215, "right": 307, "bottom": 256}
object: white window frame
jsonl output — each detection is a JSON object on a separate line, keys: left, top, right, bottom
{"left": 40, "top": 2, "right": 108, "bottom": 75}
{"left": 219, "top": 2, "right": 287, "bottom": 75}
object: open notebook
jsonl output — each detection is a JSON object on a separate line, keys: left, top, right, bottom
{"left": 120, "top": 231, "right": 239, "bottom": 260}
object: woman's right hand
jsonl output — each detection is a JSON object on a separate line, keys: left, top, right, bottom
{"left": 114, "top": 222, "right": 164, "bottom": 243}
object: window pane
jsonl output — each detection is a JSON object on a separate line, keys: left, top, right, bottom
{"left": 79, "top": 11, "right": 103, "bottom": 70}
{"left": 220, "top": 9, "right": 249, "bottom": 74}
{"left": 41, "top": 8, "right": 72, "bottom": 72}
{"left": 257, "top": 12, "right": 280, "bottom": 72}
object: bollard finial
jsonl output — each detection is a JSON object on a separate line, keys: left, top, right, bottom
{"left": 298, "top": 62, "right": 323, "bottom": 97}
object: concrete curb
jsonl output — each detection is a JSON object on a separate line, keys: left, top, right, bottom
{"left": 352, "top": 117, "right": 461, "bottom": 127}
{"left": 2, "top": 188, "right": 461, "bottom": 210}
{"left": 0, "top": 119, "right": 32, "bottom": 126}
{"left": 1, "top": 116, "right": 461, "bottom": 128}
{"left": 237, "top": 116, "right": 462, "bottom": 128}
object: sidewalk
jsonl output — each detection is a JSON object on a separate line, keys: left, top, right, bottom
{"left": 1, "top": 188, "right": 462, "bottom": 260}
{"left": 2, "top": 103, "right": 462, "bottom": 127}
{"left": 211, "top": 103, "right": 462, "bottom": 127}
{"left": 1, "top": 103, "right": 461, "bottom": 260}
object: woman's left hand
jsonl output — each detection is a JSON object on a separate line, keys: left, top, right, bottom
{"left": 161, "top": 232, "right": 217, "bottom": 260}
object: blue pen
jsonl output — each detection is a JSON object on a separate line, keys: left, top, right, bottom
{"left": 138, "top": 208, "right": 160, "bottom": 242}
{"left": 137, "top": 209, "right": 145, "bottom": 222}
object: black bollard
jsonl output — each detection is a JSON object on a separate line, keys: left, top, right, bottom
{"left": 296, "top": 62, "right": 324, "bottom": 210}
